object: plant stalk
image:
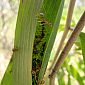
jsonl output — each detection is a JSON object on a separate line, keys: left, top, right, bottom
{"left": 49, "top": 1, "right": 76, "bottom": 85}
{"left": 49, "top": 11, "right": 85, "bottom": 78}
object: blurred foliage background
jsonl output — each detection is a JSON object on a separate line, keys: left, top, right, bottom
{"left": 0, "top": 0, "right": 85, "bottom": 85}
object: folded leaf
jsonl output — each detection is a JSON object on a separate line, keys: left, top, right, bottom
{"left": 39, "top": 0, "right": 65, "bottom": 81}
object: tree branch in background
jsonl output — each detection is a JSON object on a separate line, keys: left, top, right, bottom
{"left": 49, "top": 0, "right": 76, "bottom": 71}
{"left": 49, "top": 11, "right": 85, "bottom": 78}
{"left": 49, "top": 0, "right": 76, "bottom": 84}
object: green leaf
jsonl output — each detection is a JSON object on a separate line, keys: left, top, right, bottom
{"left": 1, "top": 0, "right": 44, "bottom": 85}
{"left": 79, "top": 32, "right": 85, "bottom": 65}
{"left": 58, "top": 77, "right": 65, "bottom": 85}
{"left": 57, "top": 69, "right": 65, "bottom": 85}
{"left": 39, "top": 0, "right": 65, "bottom": 80}
{"left": 68, "top": 65, "right": 84, "bottom": 85}
{"left": 32, "top": 0, "right": 64, "bottom": 84}
{"left": 0, "top": 59, "right": 13, "bottom": 85}
{"left": 67, "top": 74, "right": 71, "bottom": 85}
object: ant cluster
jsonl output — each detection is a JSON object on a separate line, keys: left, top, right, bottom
{"left": 32, "top": 12, "right": 52, "bottom": 85}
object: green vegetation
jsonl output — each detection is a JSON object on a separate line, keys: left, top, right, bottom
{"left": 0, "top": 0, "right": 85, "bottom": 85}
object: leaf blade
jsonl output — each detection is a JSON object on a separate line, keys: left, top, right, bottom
{"left": 79, "top": 32, "right": 85, "bottom": 65}
{"left": 39, "top": 0, "right": 65, "bottom": 80}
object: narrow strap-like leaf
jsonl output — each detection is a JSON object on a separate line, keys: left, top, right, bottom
{"left": 39, "top": 0, "right": 65, "bottom": 81}
{"left": 80, "top": 32, "right": 85, "bottom": 65}
{"left": 1, "top": 0, "right": 44, "bottom": 85}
